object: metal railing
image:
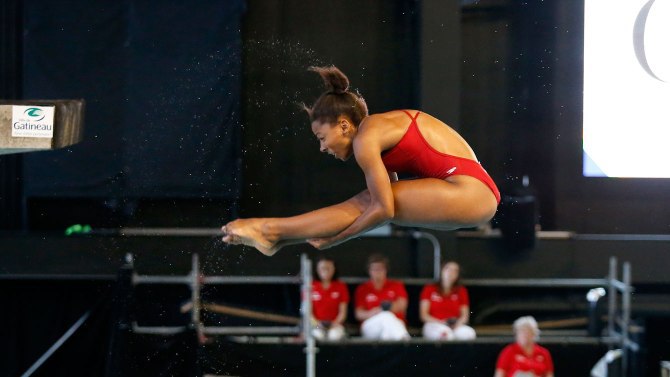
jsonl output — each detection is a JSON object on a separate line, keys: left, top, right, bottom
{"left": 129, "top": 254, "right": 636, "bottom": 377}
{"left": 132, "top": 253, "right": 306, "bottom": 337}
{"left": 119, "top": 224, "right": 443, "bottom": 280}
{"left": 131, "top": 252, "right": 317, "bottom": 377}
{"left": 126, "top": 235, "right": 635, "bottom": 377}
{"left": 14, "top": 224, "right": 639, "bottom": 377}
{"left": 607, "top": 257, "right": 638, "bottom": 377}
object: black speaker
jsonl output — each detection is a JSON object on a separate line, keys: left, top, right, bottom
{"left": 498, "top": 193, "right": 538, "bottom": 250}
{"left": 496, "top": 176, "right": 539, "bottom": 250}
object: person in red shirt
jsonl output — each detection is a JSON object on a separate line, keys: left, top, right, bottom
{"left": 311, "top": 257, "right": 349, "bottom": 341}
{"left": 494, "top": 316, "right": 555, "bottom": 377}
{"left": 420, "top": 261, "right": 476, "bottom": 340}
{"left": 354, "top": 254, "right": 409, "bottom": 340}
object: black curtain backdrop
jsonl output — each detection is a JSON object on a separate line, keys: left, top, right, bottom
{"left": 0, "top": 0, "right": 24, "bottom": 229}
{"left": 239, "top": 0, "right": 419, "bottom": 218}
{"left": 0, "top": 280, "right": 114, "bottom": 377}
{"left": 0, "top": 278, "right": 202, "bottom": 377}
{"left": 21, "top": 0, "right": 244, "bottom": 199}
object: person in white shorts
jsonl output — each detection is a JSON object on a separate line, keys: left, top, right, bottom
{"left": 354, "top": 254, "right": 410, "bottom": 340}
{"left": 420, "top": 261, "right": 476, "bottom": 341}
{"left": 311, "top": 257, "right": 349, "bottom": 341}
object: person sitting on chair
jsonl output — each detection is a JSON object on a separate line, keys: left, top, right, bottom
{"left": 311, "top": 256, "right": 349, "bottom": 341}
{"left": 354, "top": 253, "right": 409, "bottom": 340}
{"left": 420, "top": 261, "right": 476, "bottom": 341}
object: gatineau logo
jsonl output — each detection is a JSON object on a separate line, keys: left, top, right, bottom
{"left": 24, "top": 107, "right": 46, "bottom": 121}
{"left": 11, "top": 105, "right": 55, "bottom": 138}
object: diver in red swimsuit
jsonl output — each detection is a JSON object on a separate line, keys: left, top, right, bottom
{"left": 382, "top": 110, "right": 500, "bottom": 204}
{"left": 222, "top": 66, "right": 500, "bottom": 255}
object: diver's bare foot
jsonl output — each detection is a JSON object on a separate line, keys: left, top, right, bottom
{"left": 221, "top": 219, "right": 279, "bottom": 256}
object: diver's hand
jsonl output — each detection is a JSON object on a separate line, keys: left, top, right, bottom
{"left": 307, "top": 237, "right": 338, "bottom": 250}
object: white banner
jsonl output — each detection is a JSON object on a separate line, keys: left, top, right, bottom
{"left": 583, "top": 0, "right": 670, "bottom": 178}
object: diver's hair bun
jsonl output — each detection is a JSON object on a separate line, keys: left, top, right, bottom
{"left": 302, "top": 65, "right": 368, "bottom": 125}
{"left": 309, "top": 65, "right": 349, "bottom": 94}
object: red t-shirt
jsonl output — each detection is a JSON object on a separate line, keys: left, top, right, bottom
{"left": 311, "top": 280, "right": 349, "bottom": 322}
{"left": 419, "top": 284, "right": 469, "bottom": 321}
{"left": 495, "top": 343, "right": 554, "bottom": 377}
{"left": 354, "top": 279, "right": 408, "bottom": 321}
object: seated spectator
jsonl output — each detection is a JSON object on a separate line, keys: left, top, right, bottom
{"left": 311, "top": 257, "right": 349, "bottom": 341}
{"left": 420, "top": 261, "right": 476, "bottom": 341}
{"left": 354, "top": 253, "right": 410, "bottom": 340}
{"left": 494, "top": 316, "right": 555, "bottom": 377}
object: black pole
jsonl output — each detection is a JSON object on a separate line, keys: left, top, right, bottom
{"left": 0, "top": 0, "right": 25, "bottom": 230}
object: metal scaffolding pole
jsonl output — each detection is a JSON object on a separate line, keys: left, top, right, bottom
{"left": 20, "top": 311, "right": 91, "bottom": 377}
{"left": 190, "top": 253, "right": 203, "bottom": 341}
{"left": 604, "top": 257, "right": 637, "bottom": 377}
{"left": 301, "top": 254, "right": 316, "bottom": 377}
{"left": 622, "top": 261, "right": 632, "bottom": 377}
{"left": 607, "top": 256, "right": 617, "bottom": 343}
